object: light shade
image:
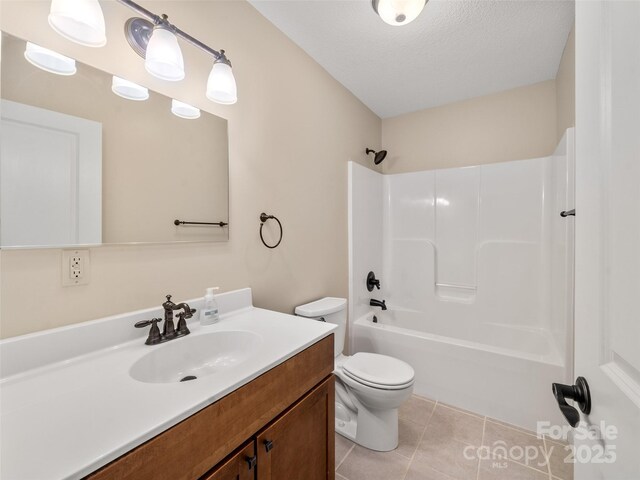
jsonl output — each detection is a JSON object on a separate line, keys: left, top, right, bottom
{"left": 171, "top": 99, "right": 201, "bottom": 119}
{"left": 206, "top": 61, "right": 237, "bottom": 105}
{"left": 145, "top": 26, "right": 185, "bottom": 82}
{"left": 112, "top": 76, "right": 149, "bottom": 101}
{"left": 24, "top": 42, "right": 77, "bottom": 76}
{"left": 372, "top": 0, "right": 427, "bottom": 26}
{"left": 48, "top": 0, "right": 106, "bottom": 47}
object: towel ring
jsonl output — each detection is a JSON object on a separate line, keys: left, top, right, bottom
{"left": 259, "top": 213, "right": 283, "bottom": 249}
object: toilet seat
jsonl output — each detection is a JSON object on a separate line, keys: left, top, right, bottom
{"left": 341, "top": 369, "right": 414, "bottom": 390}
{"left": 341, "top": 352, "right": 414, "bottom": 390}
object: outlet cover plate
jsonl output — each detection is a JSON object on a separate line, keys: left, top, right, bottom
{"left": 62, "top": 249, "right": 90, "bottom": 286}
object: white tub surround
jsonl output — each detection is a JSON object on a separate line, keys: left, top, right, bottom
{"left": 0, "top": 288, "right": 336, "bottom": 480}
{"left": 348, "top": 129, "right": 574, "bottom": 431}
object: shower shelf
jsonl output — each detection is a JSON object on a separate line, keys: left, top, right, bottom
{"left": 435, "top": 283, "right": 477, "bottom": 303}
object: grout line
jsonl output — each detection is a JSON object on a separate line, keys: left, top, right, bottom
{"left": 400, "top": 399, "right": 437, "bottom": 480}
{"left": 335, "top": 442, "right": 356, "bottom": 472}
{"left": 487, "top": 440, "right": 556, "bottom": 476}
{"left": 437, "top": 401, "right": 485, "bottom": 420}
{"left": 484, "top": 417, "right": 540, "bottom": 438}
{"left": 505, "top": 458, "right": 555, "bottom": 477}
{"left": 476, "top": 416, "right": 486, "bottom": 480}
{"left": 483, "top": 418, "right": 556, "bottom": 477}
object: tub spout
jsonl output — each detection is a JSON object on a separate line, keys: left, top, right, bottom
{"left": 370, "top": 299, "right": 387, "bottom": 310}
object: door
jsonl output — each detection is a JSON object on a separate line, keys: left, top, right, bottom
{"left": 0, "top": 99, "right": 102, "bottom": 247}
{"left": 573, "top": 1, "right": 640, "bottom": 479}
{"left": 200, "top": 441, "right": 256, "bottom": 480}
{"left": 256, "top": 376, "right": 334, "bottom": 480}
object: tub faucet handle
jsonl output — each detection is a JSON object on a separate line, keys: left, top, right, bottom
{"left": 367, "top": 271, "right": 381, "bottom": 291}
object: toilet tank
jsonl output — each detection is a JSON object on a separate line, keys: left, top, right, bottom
{"left": 294, "top": 297, "right": 347, "bottom": 358}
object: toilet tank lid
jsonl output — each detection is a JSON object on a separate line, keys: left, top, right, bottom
{"left": 295, "top": 297, "right": 347, "bottom": 317}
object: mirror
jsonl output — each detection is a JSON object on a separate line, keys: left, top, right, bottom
{"left": 0, "top": 32, "right": 229, "bottom": 248}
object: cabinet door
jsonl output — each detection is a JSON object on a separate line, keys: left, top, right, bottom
{"left": 201, "top": 441, "right": 256, "bottom": 480}
{"left": 256, "top": 376, "right": 335, "bottom": 480}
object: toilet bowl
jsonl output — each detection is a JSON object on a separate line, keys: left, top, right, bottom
{"left": 295, "top": 297, "right": 414, "bottom": 451}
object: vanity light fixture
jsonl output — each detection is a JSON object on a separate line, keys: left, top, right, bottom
{"left": 372, "top": 0, "right": 427, "bottom": 26}
{"left": 206, "top": 57, "right": 237, "bottom": 105}
{"left": 120, "top": 0, "right": 238, "bottom": 104}
{"left": 111, "top": 76, "right": 149, "bottom": 101}
{"left": 24, "top": 42, "right": 77, "bottom": 76}
{"left": 171, "top": 99, "right": 201, "bottom": 119}
{"left": 48, "top": 0, "right": 107, "bottom": 47}
{"left": 143, "top": 17, "right": 185, "bottom": 81}
{"left": 46, "top": 0, "right": 238, "bottom": 104}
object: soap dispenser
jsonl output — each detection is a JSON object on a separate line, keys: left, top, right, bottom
{"left": 200, "top": 287, "right": 220, "bottom": 325}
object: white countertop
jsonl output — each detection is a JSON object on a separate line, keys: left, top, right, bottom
{"left": 0, "top": 289, "right": 336, "bottom": 480}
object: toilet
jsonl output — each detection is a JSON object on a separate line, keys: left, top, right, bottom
{"left": 295, "top": 297, "right": 414, "bottom": 452}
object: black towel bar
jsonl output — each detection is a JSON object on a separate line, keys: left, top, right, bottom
{"left": 174, "top": 219, "right": 228, "bottom": 227}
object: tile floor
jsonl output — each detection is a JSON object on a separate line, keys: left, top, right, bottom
{"left": 335, "top": 395, "right": 573, "bottom": 480}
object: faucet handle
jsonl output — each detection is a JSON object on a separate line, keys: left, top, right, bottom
{"left": 135, "top": 318, "right": 163, "bottom": 345}
{"left": 176, "top": 312, "right": 191, "bottom": 337}
{"left": 134, "top": 318, "right": 161, "bottom": 328}
{"left": 366, "top": 271, "right": 381, "bottom": 291}
{"left": 180, "top": 303, "right": 195, "bottom": 319}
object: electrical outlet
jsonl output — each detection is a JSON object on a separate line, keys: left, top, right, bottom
{"left": 62, "top": 249, "right": 90, "bottom": 286}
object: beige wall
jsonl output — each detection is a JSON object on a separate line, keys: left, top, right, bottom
{"left": 556, "top": 26, "right": 575, "bottom": 141}
{"left": 2, "top": 33, "right": 229, "bottom": 244}
{"left": 0, "top": 1, "right": 381, "bottom": 338}
{"left": 381, "top": 80, "right": 558, "bottom": 174}
{"left": 0, "top": 1, "right": 575, "bottom": 339}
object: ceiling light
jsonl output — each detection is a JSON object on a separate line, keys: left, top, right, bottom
{"left": 111, "top": 76, "right": 149, "bottom": 101}
{"left": 144, "top": 21, "right": 185, "bottom": 82}
{"left": 171, "top": 99, "right": 201, "bottom": 119}
{"left": 48, "top": 0, "right": 106, "bottom": 47}
{"left": 206, "top": 55, "right": 237, "bottom": 105}
{"left": 24, "top": 42, "right": 77, "bottom": 76}
{"left": 372, "top": 0, "right": 427, "bottom": 26}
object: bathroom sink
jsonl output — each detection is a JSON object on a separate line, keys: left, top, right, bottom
{"left": 129, "top": 331, "right": 262, "bottom": 384}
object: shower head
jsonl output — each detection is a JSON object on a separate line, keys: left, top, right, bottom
{"left": 366, "top": 148, "right": 387, "bottom": 165}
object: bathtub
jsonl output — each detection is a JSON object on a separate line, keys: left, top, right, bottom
{"left": 351, "top": 309, "right": 566, "bottom": 431}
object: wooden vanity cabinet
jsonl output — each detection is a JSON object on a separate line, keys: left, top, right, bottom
{"left": 86, "top": 335, "right": 334, "bottom": 480}
{"left": 256, "top": 377, "right": 334, "bottom": 480}
{"left": 201, "top": 376, "right": 334, "bottom": 480}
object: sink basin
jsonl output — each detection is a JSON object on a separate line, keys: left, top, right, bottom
{"left": 129, "top": 331, "right": 262, "bottom": 384}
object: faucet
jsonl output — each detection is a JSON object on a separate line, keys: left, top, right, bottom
{"left": 370, "top": 299, "right": 387, "bottom": 311}
{"left": 135, "top": 295, "right": 195, "bottom": 345}
{"left": 162, "top": 295, "right": 195, "bottom": 338}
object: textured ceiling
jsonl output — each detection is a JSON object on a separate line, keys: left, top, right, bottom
{"left": 249, "top": 0, "right": 574, "bottom": 118}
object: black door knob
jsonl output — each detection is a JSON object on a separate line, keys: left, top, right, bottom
{"left": 264, "top": 439, "right": 274, "bottom": 452}
{"left": 552, "top": 376, "right": 591, "bottom": 427}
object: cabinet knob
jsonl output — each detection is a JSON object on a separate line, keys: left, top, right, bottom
{"left": 264, "top": 439, "right": 274, "bottom": 452}
{"left": 245, "top": 455, "right": 257, "bottom": 470}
